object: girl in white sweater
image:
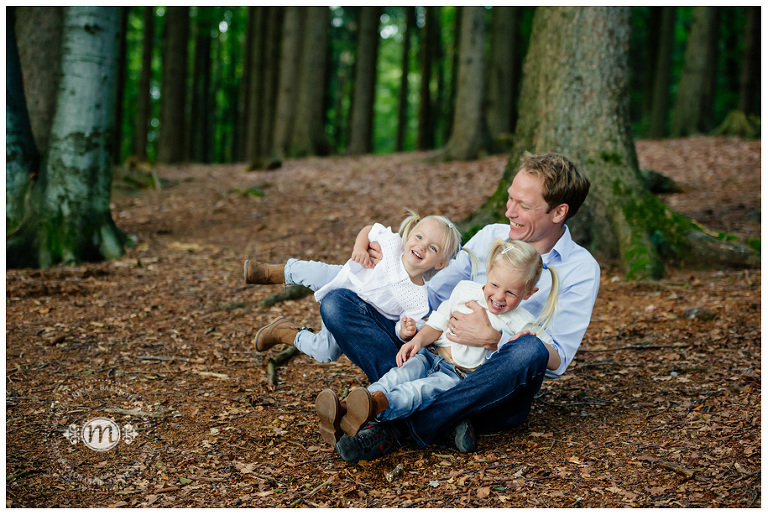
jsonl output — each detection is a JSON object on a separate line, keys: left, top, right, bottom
{"left": 316, "top": 238, "right": 561, "bottom": 445}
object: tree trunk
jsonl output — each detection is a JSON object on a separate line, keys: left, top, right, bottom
{"left": 259, "top": 7, "right": 284, "bottom": 161}
{"left": 158, "top": 6, "right": 189, "bottom": 163}
{"left": 443, "top": 7, "right": 462, "bottom": 144}
{"left": 417, "top": 7, "right": 439, "bottom": 150}
{"left": 134, "top": 6, "right": 155, "bottom": 161}
{"left": 112, "top": 7, "right": 128, "bottom": 164}
{"left": 648, "top": 7, "right": 676, "bottom": 139}
{"left": 670, "top": 6, "right": 719, "bottom": 137}
{"left": 14, "top": 7, "right": 63, "bottom": 157}
{"left": 6, "top": 7, "right": 40, "bottom": 234}
{"left": 7, "top": 7, "right": 126, "bottom": 269}
{"left": 739, "top": 6, "right": 760, "bottom": 116}
{"left": 346, "top": 6, "right": 380, "bottom": 155}
{"left": 244, "top": 7, "right": 265, "bottom": 161}
{"left": 486, "top": 6, "right": 521, "bottom": 140}
{"left": 272, "top": 7, "right": 305, "bottom": 158}
{"left": 190, "top": 7, "right": 214, "bottom": 163}
{"left": 462, "top": 7, "right": 756, "bottom": 279}
{"left": 396, "top": 6, "right": 416, "bottom": 152}
{"left": 439, "top": 6, "right": 491, "bottom": 161}
{"left": 290, "top": 6, "right": 331, "bottom": 157}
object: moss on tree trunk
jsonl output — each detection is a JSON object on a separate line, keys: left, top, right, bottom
{"left": 461, "top": 7, "right": 757, "bottom": 279}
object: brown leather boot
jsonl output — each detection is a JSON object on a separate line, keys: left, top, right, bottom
{"left": 253, "top": 317, "right": 301, "bottom": 352}
{"left": 340, "top": 388, "right": 389, "bottom": 437}
{"left": 316, "top": 389, "right": 347, "bottom": 445}
{"left": 243, "top": 260, "right": 285, "bottom": 284}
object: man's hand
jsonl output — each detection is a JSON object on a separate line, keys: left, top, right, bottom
{"left": 399, "top": 316, "right": 418, "bottom": 340}
{"left": 367, "top": 241, "right": 383, "bottom": 267}
{"left": 445, "top": 301, "right": 501, "bottom": 350}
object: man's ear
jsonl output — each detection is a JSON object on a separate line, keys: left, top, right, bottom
{"left": 552, "top": 203, "right": 569, "bottom": 224}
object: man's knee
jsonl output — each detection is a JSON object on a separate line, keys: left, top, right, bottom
{"left": 319, "top": 289, "right": 357, "bottom": 323}
{"left": 498, "top": 334, "right": 549, "bottom": 371}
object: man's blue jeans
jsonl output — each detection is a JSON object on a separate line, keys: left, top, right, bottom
{"left": 320, "top": 288, "right": 550, "bottom": 447}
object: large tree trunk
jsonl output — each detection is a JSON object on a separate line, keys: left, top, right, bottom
{"left": 396, "top": 6, "right": 416, "bottom": 152}
{"left": 189, "top": 7, "right": 214, "bottom": 163}
{"left": 648, "top": 7, "right": 676, "bottom": 139}
{"left": 290, "top": 6, "right": 331, "bottom": 157}
{"left": 14, "top": 7, "right": 64, "bottom": 157}
{"left": 438, "top": 6, "right": 491, "bottom": 161}
{"left": 462, "top": 6, "right": 756, "bottom": 279}
{"left": 158, "top": 6, "right": 189, "bottom": 163}
{"left": 6, "top": 7, "right": 40, "bottom": 234}
{"left": 486, "top": 6, "right": 521, "bottom": 140}
{"left": 259, "top": 7, "right": 284, "bottom": 161}
{"left": 133, "top": 6, "right": 154, "bottom": 161}
{"left": 346, "top": 6, "right": 380, "bottom": 155}
{"left": 7, "top": 7, "right": 126, "bottom": 269}
{"left": 670, "top": 6, "right": 719, "bottom": 137}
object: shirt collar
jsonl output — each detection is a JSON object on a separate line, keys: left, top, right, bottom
{"left": 542, "top": 225, "right": 573, "bottom": 265}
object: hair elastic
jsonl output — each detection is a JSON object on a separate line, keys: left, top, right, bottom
{"left": 542, "top": 261, "right": 548, "bottom": 270}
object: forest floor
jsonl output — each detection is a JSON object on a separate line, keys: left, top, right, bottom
{"left": 6, "top": 136, "right": 761, "bottom": 508}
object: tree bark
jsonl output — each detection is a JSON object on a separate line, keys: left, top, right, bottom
{"left": 6, "top": 7, "right": 40, "bottom": 234}
{"left": 259, "top": 7, "right": 284, "bottom": 162}
{"left": 670, "top": 6, "right": 719, "bottom": 137}
{"left": 189, "top": 7, "right": 214, "bottom": 163}
{"left": 7, "top": 7, "right": 126, "bottom": 268}
{"left": 112, "top": 7, "right": 128, "bottom": 164}
{"left": 396, "top": 6, "right": 415, "bottom": 152}
{"left": 739, "top": 6, "right": 760, "bottom": 116}
{"left": 347, "top": 6, "right": 381, "bottom": 155}
{"left": 14, "top": 7, "right": 64, "bottom": 157}
{"left": 272, "top": 6, "right": 305, "bottom": 158}
{"left": 648, "top": 7, "right": 676, "bottom": 139}
{"left": 486, "top": 6, "right": 521, "bottom": 139}
{"left": 438, "top": 6, "right": 491, "bottom": 161}
{"left": 290, "top": 6, "right": 331, "bottom": 157}
{"left": 158, "top": 6, "right": 189, "bottom": 163}
{"left": 443, "top": 7, "right": 462, "bottom": 144}
{"left": 134, "top": 7, "right": 155, "bottom": 160}
{"left": 417, "top": 7, "right": 439, "bottom": 150}
{"left": 462, "top": 6, "right": 756, "bottom": 279}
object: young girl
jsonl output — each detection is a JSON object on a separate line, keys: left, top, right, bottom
{"left": 252, "top": 210, "right": 464, "bottom": 366}
{"left": 315, "top": 238, "right": 561, "bottom": 446}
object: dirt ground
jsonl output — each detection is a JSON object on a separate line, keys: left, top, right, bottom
{"left": 5, "top": 136, "right": 761, "bottom": 507}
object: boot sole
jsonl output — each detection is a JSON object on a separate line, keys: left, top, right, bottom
{"left": 340, "top": 388, "right": 374, "bottom": 437}
{"left": 316, "top": 389, "right": 344, "bottom": 445}
{"left": 253, "top": 317, "right": 285, "bottom": 352}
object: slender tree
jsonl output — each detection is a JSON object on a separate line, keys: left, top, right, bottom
{"left": 134, "top": 6, "right": 155, "bottom": 160}
{"left": 486, "top": 6, "right": 522, "bottom": 139}
{"left": 7, "top": 7, "right": 126, "bottom": 268}
{"left": 291, "top": 6, "right": 331, "bottom": 157}
{"left": 347, "top": 6, "right": 381, "bottom": 155}
{"left": 417, "top": 6, "right": 439, "bottom": 150}
{"left": 14, "top": 7, "right": 63, "bottom": 157}
{"left": 259, "top": 7, "right": 284, "bottom": 161}
{"left": 112, "top": 7, "right": 128, "bottom": 164}
{"left": 158, "top": 6, "right": 189, "bottom": 163}
{"left": 273, "top": 7, "right": 305, "bottom": 158}
{"left": 189, "top": 7, "right": 214, "bottom": 163}
{"left": 670, "top": 6, "right": 720, "bottom": 137}
{"left": 438, "top": 6, "right": 491, "bottom": 161}
{"left": 739, "top": 6, "right": 760, "bottom": 116}
{"left": 396, "top": 6, "right": 416, "bottom": 152}
{"left": 648, "top": 7, "right": 676, "bottom": 138}
{"left": 462, "top": 6, "right": 755, "bottom": 279}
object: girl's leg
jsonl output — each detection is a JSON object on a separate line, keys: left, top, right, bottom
{"left": 294, "top": 321, "right": 343, "bottom": 363}
{"left": 284, "top": 259, "right": 343, "bottom": 291}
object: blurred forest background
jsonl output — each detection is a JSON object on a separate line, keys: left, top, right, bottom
{"left": 14, "top": 6, "right": 760, "bottom": 165}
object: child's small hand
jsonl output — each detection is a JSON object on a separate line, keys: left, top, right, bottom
{"left": 512, "top": 330, "right": 534, "bottom": 340}
{"left": 351, "top": 248, "right": 374, "bottom": 268}
{"left": 399, "top": 316, "right": 417, "bottom": 340}
{"left": 396, "top": 340, "right": 420, "bottom": 367}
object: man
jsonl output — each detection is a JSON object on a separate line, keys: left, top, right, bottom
{"left": 317, "top": 152, "right": 600, "bottom": 461}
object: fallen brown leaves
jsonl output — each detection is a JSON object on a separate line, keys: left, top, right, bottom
{"left": 6, "top": 138, "right": 760, "bottom": 507}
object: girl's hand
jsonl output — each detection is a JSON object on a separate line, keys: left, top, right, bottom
{"left": 511, "top": 330, "right": 533, "bottom": 340}
{"left": 367, "top": 241, "right": 383, "bottom": 266}
{"left": 399, "top": 316, "right": 417, "bottom": 340}
{"left": 352, "top": 248, "right": 374, "bottom": 268}
{"left": 396, "top": 340, "right": 421, "bottom": 367}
